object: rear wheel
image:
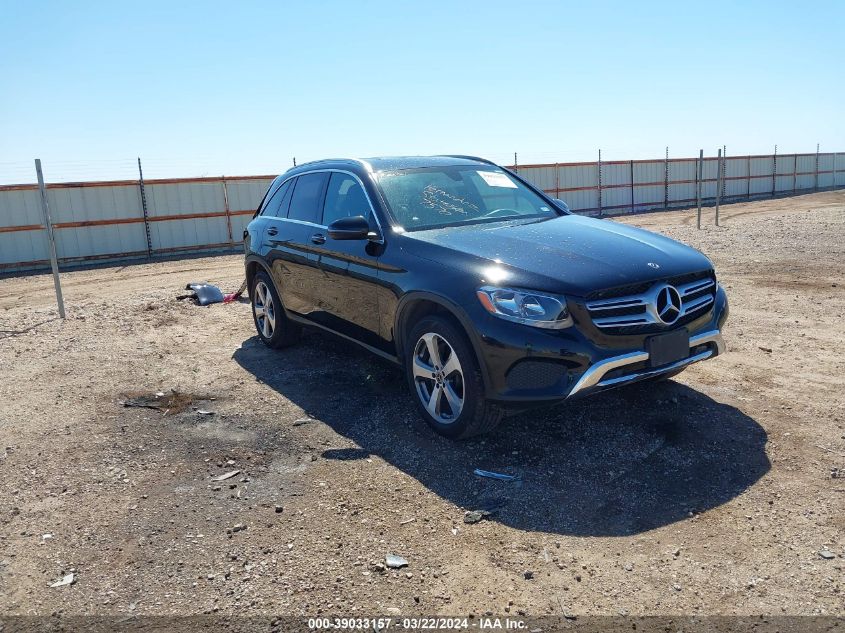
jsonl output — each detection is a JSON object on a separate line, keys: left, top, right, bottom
{"left": 405, "top": 315, "right": 503, "bottom": 439}
{"left": 251, "top": 270, "right": 301, "bottom": 348}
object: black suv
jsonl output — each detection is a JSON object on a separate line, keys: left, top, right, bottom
{"left": 244, "top": 156, "right": 728, "bottom": 438}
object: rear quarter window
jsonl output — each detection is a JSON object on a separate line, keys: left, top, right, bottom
{"left": 261, "top": 179, "right": 294, "bottom": 217}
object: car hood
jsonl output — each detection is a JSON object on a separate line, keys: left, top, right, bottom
{"left": 401, "top": 215, "right": 713, "bottom": 297}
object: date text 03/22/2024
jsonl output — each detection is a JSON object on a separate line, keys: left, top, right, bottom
{"left": 307, "top": 616, "right": 529, "bottom": 630}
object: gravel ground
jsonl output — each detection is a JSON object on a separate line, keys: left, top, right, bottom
{"left": 0, "top": 191, "right": 843, "bottom": 620}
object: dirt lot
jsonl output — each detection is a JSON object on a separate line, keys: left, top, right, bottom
{"left": 0, "top": 191, "right": 843, "bottom": 621}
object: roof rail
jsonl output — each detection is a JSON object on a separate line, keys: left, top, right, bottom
{"left": 441, "top": 155, "right": 500, "bottom": 167}
{"left": 284, "top": 157, "right": 372, "bottom": 173}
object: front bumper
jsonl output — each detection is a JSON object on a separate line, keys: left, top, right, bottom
{"left": 465, "top": 283, "right": 729, "bottom": 403}
{"left": 566, "top": 329, "right": 724, "bottom": 397}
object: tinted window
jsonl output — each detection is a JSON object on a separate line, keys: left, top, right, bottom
{"left": 288, "top": 172, "right": 329, "bottom": 223}
{"left": 322, "top": 173, "right": 371, "bottom": 226}
{"left": 261, "top": 179, "right": 293, "bottom": 217}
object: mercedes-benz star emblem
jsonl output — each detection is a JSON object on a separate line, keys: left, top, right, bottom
{"left": 655, "top": 284, "right": 682, "bottom": 325}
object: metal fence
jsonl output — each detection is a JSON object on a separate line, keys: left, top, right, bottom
{"left": 1, "top": 150, "right": 843, "bottom": 273}
{"left": 512, "top": 151, "right": 843, "bottom": 215}
{"left": 0, "top": 174, "right": 274, "bottom": 272}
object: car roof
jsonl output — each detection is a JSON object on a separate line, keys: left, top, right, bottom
{"left": 285, "top": 155, "right": 496, "bottom": 176}
{"left": 363, "top": 155, "right": 495, "bottom": 171}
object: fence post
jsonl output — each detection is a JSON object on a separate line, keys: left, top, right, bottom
{"left": 715, "top": 148, "right": 722, "bottom": 226}
{"left": 513, "top": 152, "right": 518, "bottom": 173}
{"left": 721, "top": 145, "right": 727, "bottom": 200}
{"left": 696, "top": 149, "right": 703, "bottom": 229}
{"left": 221, "top": 176, "right": 234, "bottom": 245}
{"left": 792, "top": 154, "right": 797, "bottom": 193}
{"left": 834, "top": 152, "right": 838, "bottom": 190}
{"left": 771, "top": 145, "right": 777, "bottom": 197}
{"left": 35, "top": 159, "right": 65, "bottom": 319}
{"left": 554, "top": 162, "right": 560, "bottom": 199}
{"left": 629, "top": 159, "right": 635, "bottom": 213}
{"left": 137, "top": 158, "right": 153, "bottom": 259}
{"left": 746, "top": 155, "right": 751, "bottom": 198}
{"left": 664, "top": 146, "right": 669, "bottom": 210}
{"left": 814, "top": 143, "right": 820, "bottom": 191}
{"left": 597, "top": 149, "right": 602, "bottom": 217}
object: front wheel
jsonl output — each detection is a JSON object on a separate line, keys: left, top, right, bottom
{"left": 405, "top": 315, "right": 503, "bottom": 439}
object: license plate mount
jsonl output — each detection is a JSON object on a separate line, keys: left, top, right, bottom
{"left": 647, "top": 329, "right": 690, "bottom": 368}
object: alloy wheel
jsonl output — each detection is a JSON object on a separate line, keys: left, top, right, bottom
{"left": 412, "top": 332, "right": 464, "bottom": 423}
{"left": 253, "top": 280, "right": 276, "bottom": 339}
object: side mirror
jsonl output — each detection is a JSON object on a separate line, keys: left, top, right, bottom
{"left": 327, "top": 215, "right": 372, "bottom": 240}
{"left": 553, "top": 198, "right": 570, "bottom": 213}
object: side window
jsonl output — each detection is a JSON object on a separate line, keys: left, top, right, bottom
{"left": 287, "top": 172, "right": 329, "bottom": 223}
{"left": 261, "top": 179, "right": 293, "bottom": 217}
{"left": 322, "top": 173, "right": 371, "bottom": 226}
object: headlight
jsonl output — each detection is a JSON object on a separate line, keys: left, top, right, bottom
{"left": 476, "top": 286, "right": 572, "bottom": 329}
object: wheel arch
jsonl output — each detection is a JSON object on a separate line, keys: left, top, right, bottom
{"left": 394, "top": 292, "right": 491, "bottom": 392}
{"left": 245, "top": 256, "right": 272, "bottom": 297}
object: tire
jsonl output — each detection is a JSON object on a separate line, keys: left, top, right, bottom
{"left": 405, "top": 315, "right": 503, "bottom": 439}
{"left": 250, "top": 270, "right": 301, "bottom": 349}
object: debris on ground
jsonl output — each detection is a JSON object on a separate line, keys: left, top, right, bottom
{"left": 211, "top": 470, "right": 240, "bottom": 482}
{"left": 464, "top": 510, "right": 492, "bottom": 524}
{"left": 385, "top": 554, "right": 408, "bottom": 569}
{"left": 178, "top": 282, "right": 225, "bottom": 306}
{"left": 818, "top": 549, "right": 836, "bottom": 559}
{"left": 292, "top": 418, "right": 314, "bottom": 426}
{"left": 223, "top": 279, "right": 248, "bottom": 304}
{"left": 473, "top": 468, "right": 520, "bottom": 482}
{"left": 120, "top": 390, "right": 201, "bottom": 414}
{"left": 49, "top": 573, "right": 75, "bottom": 588}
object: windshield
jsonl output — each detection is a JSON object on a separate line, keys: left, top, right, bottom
{"left": 375, "top": 166, "right": 558, "bottom": 231}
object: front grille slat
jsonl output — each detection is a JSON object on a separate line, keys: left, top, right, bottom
{"left": 585, "top": 271, "right": 716, "bottom": 333}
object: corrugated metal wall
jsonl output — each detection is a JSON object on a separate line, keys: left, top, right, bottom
{"left": 512, "top": 151, "right": 844, "bottom": 215}
{"left": 0, "top": 176, "right": 273, "bottom": 272}
{"left": 0, "top": 152, "right": 842, "bottom": 273}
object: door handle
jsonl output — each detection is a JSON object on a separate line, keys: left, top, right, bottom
{"left": 311, "top": 233, "right": 326, "bottom": 245}
{"left": 267, "top": 227, "right": 279, "bottom": 237}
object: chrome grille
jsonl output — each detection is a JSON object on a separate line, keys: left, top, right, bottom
{"left": 585, "top": 276, "right": 716, "bottom": 330}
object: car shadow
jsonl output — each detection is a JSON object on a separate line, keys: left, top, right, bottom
{"left": 233, "top": 331, "right": 770, "bottom": 537}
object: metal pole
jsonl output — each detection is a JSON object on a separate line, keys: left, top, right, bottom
{"left": 35, "top": 159, "right": 65, "bottom": 319}
{"left": 792, "top": 154, "right": 797, "bottom": 193}
{"left": 834, "top": 152, "right": 838, "bottom": 191}
{"left": 664, "top": 146, "right": 669, "bottom": 210}
{"left": 696, "top": 149, "right": 703, "bottom": 229}
{"left": 814, "top": 143, "right": 820, "bottom": 191}
{"left": 514, "top": 152, "right": 518, "bottom": 173}
{"left": 746, "top": 155, "right": 751, "bottom": 198}
{"left": 221, "top": 176, "right": 234, "bottom": 244}
{"left": 137, "top": 158, "right": 152, "bottom": 259}
{"left": 721, "top": 145, "right": 727, "bottom": 200}
{"left": 715, "top": 148, "right": 722, "bottom": 226}
{"left": 292, "top": 157, "right": 297, "bottom": 167}
{"left": 554, "top": 162, "right": 560, "bottom": 199}
{"left": 629, "top": 159, "right": 635, "bottom": 213}
{"left": 771, "top": 145, "right": 778, "bottom": 197}
{"left": 597, "top": 149, "right": 602, "bottom": 217}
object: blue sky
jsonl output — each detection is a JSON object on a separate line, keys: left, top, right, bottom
{"left": 1, "top": 0, "right": 842, "bottom": 182}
